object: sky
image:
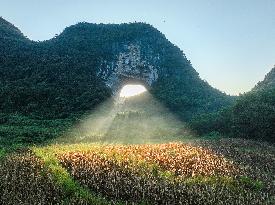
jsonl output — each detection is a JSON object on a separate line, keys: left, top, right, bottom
{"left": 1, "top": 0, "right": 275, "bottom": 95}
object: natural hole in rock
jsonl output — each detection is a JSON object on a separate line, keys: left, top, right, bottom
{"left": 119, "top": 84, "right": 147, "bottom": 98}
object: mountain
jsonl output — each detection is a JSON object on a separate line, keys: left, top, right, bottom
{"left": 254, "top": 66, "right": 275, "bottom": 91}
{"left": 0, "top": 17, "right": 25, "bottom": 40}
{"left": 190, "top": 66, "right": 275, "bottom": 142}
{"left": 231, "top": 67, "right": 275, "bottom": 142}
{"left": 0, "top": 18, "right": 234, "bottom": 120}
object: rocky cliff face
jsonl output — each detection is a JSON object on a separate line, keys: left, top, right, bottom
{"left": 98, "top": 44, "right": 159, "bottom": 92}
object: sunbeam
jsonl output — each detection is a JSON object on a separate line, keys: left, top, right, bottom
{"left": 57, "top": 84, "right": 192, "bottom": 144}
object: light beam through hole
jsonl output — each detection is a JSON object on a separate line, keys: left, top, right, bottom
{"left": 120, "top": 84, "right": 147, "bottom": 98}
{"left": 57, "top": 84, "right": 192, "bottom": 144}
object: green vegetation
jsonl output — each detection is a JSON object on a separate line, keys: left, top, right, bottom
{"left": 0, "top": 148, "right": 5, "bottom": 159}
{"left": 0, "top": 113, "right": 77, "bottom": 146}
{"left": 0, "top": 16, "right": 236, "bottom": 146}
{"left": 238, "top": 176, "right": 264, "bottom": 191}
{"left": 254, "top": 66, "right": 275, "bottom": 91}
{"left": 58, "top": 92, "right": 197, "bottom": 145}
{"left": 152, "top": 76, "right": 234, "bottom": 120}
{"left": 190, "top": 88, "right": 275, "bottom": 142}
{"left": 0, "top": 17, "right": 232, "bottom": 121}
{"left": 190, "top": 66, "right": 275, "bottom": 143}
{"left": 185, "top": 175, "right": 265, "bottom": 193}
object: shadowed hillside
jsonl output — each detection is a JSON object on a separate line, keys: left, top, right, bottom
{"left": 0, "top": 17, "right": 234, "bottom": 121}
{"left": 190, "top": 66, "right": 275, "bottom": 142}
{"left": 254, "top": 65, "right": 275, "bottom": 91}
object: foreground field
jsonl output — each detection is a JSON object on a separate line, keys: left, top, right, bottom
{"left": 0, "top": 139, "right": 274, "bottom": 204}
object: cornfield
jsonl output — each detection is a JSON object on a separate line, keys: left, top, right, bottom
{"left": 0, "top": 140, "right": 274, "bottom": 204}
{"left": 58, "top": 142, "right": 273, "bottom": 204}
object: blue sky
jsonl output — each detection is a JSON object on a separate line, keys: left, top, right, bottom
{"left": 1, "top": 0, "right": 275, "bottom": 95}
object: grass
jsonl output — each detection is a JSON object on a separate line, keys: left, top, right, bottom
{"left": 0, "top": 148, "right": 5, "bottom": 159}
{"left": 238, "top": 176, "right": 265, "bottom": 191}
{"left": 0, "top": 144, "right": 27, "bottom": 159}
{"left": 185, "top": 175, "right": 265, "bottom": 192}
{"left": 0, "top": 113, "right": 75, "bottom": 146}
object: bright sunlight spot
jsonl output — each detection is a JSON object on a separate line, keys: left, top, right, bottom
{"left": 119, "top": 84, "right": 147, "bottom": 98}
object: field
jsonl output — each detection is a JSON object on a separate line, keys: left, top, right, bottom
{"left": 0, "top": 95, "right": 275, "bottom": 204}
{"left": 0, "top": 138, "right": 274, "bottom": 205}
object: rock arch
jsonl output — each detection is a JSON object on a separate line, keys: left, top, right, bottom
{"left": 99, "top": 44, "right": 159, "bottom": 94}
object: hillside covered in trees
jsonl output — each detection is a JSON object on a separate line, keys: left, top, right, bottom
{"left": 0, "top": 17, "right": 233, "bottom": 121}
{"left": 190, "top": 66, "right": 275, "bottom": 143}
{"left": 1, "top": 17, "right": 274, "bottom": 144}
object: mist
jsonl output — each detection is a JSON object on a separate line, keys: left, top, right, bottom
{"left": 56, "top": 89, "right": 192, "bottom": 144}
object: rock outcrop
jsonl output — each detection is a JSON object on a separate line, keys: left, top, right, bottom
{"left": 99, "top": 44, "right": 158, "bottom": 92}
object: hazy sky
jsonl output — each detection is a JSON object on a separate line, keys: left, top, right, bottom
{"left": 1, "top": 0, "right": 275, "bottom": 95}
